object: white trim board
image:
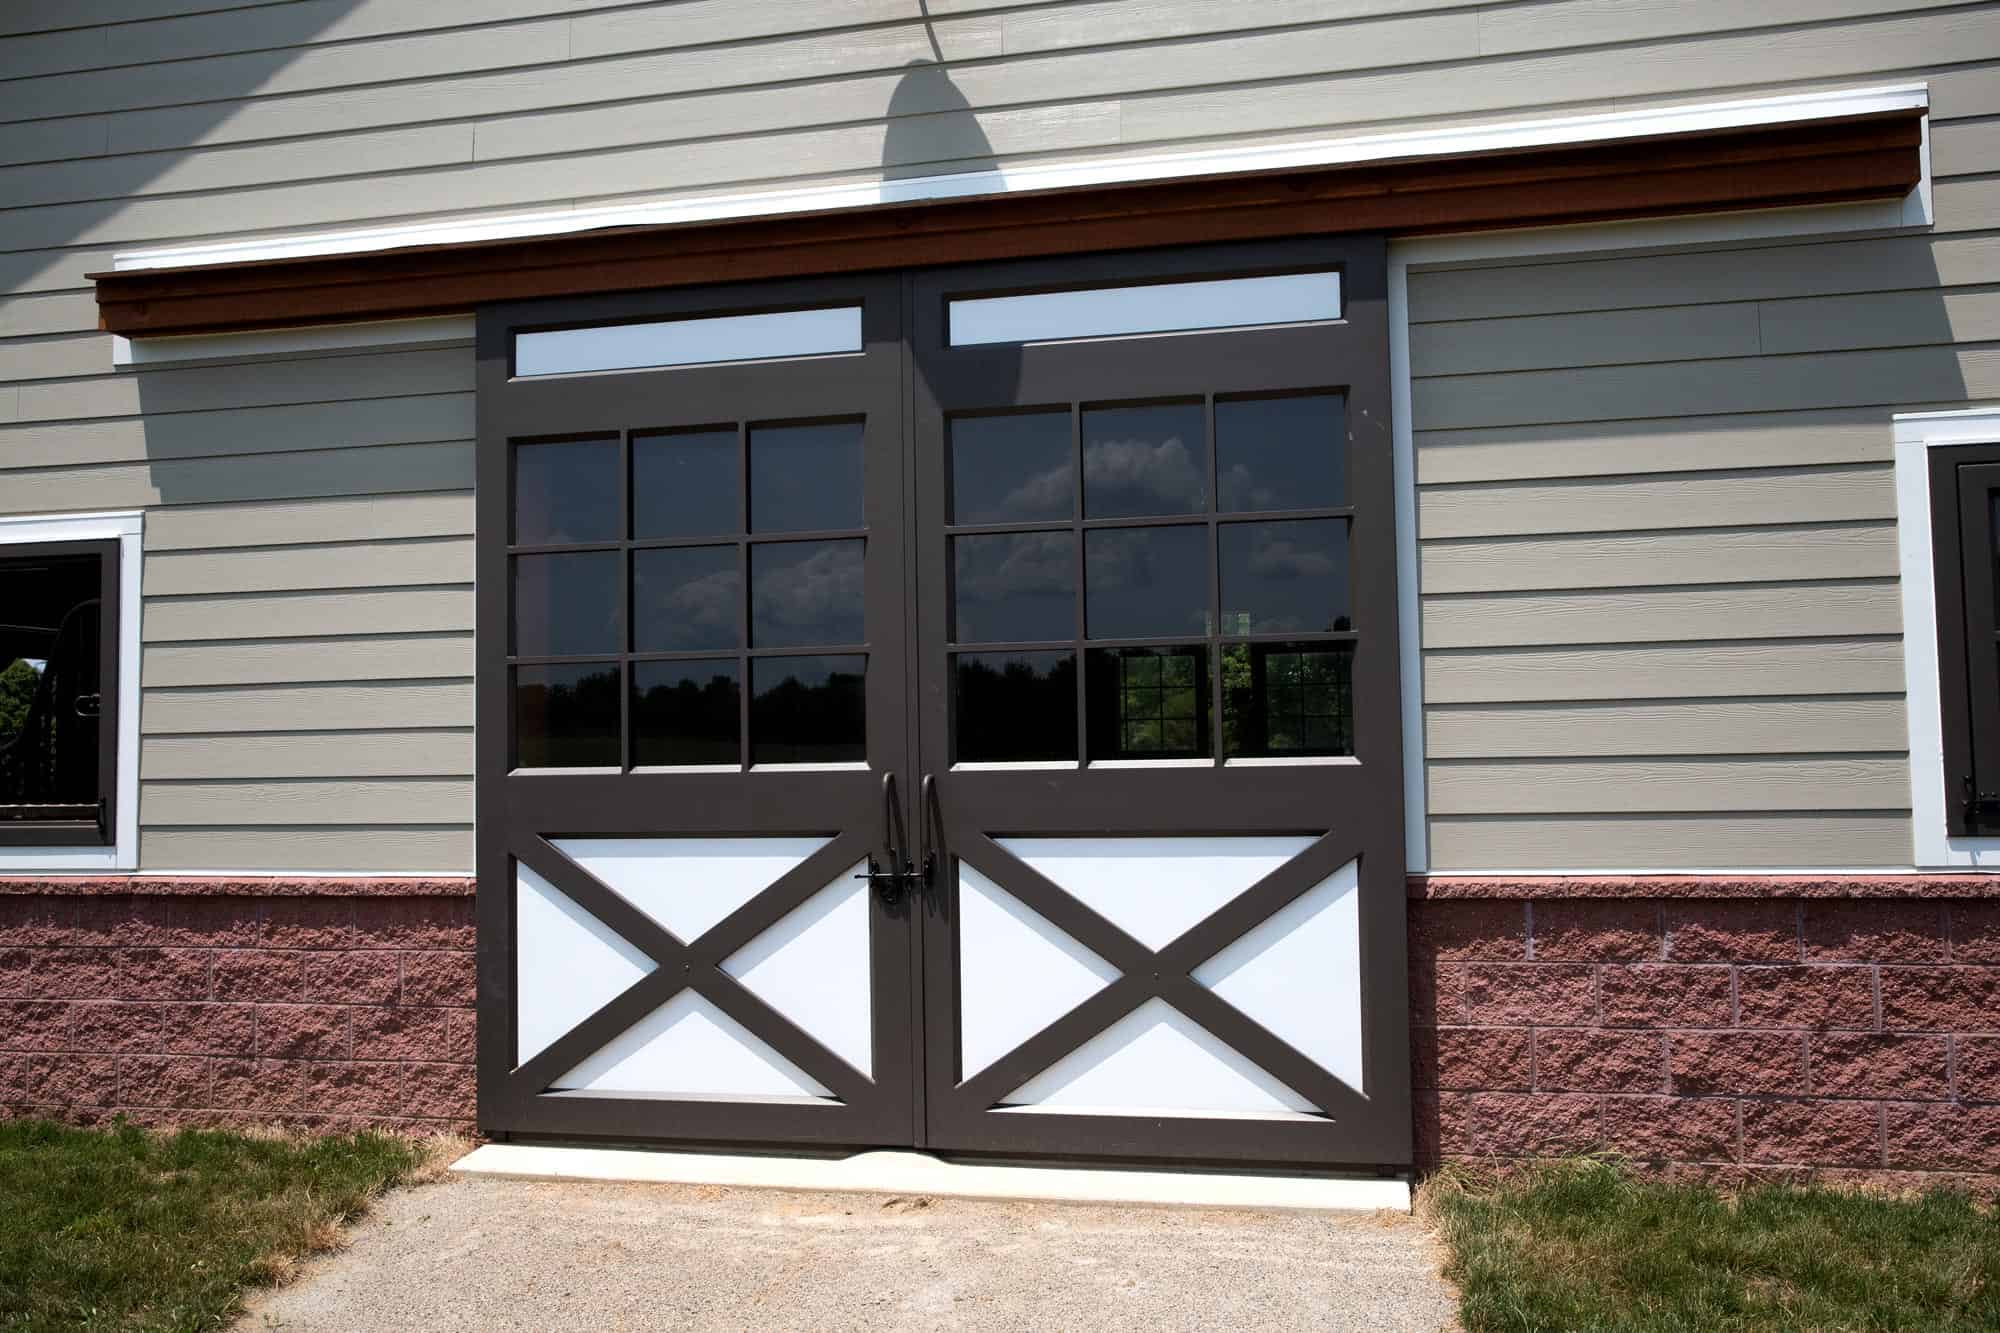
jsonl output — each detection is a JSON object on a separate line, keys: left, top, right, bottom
{"left": 0, "top": 511, "right": 143, "bottom": 874}
{"left": 111, "top": 314, "right": 473, "bottom": 370}
{"left": 111, "top": 84, "right": 1928, "bottom": 275}
{"left": 1896, "top": 406, "right": 2000, "bottom": 869}
{"left": 451, "top": 1143, "right": 1410, "bottom": 1213}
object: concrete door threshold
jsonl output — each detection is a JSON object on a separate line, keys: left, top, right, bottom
{"left": 452, "top": 1144, "right": 1410, "bottom": 1212}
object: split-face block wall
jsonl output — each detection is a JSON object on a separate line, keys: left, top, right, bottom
{"left": 5, "top": 0, "right": 2000, "bottom": 1177}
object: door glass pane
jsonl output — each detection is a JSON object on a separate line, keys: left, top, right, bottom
{"left": 633, "top": 660, "right": 741, "bottom": 767}
{"left": 952, "top": 531, "right": 1075, "bottom": 643}
{"left": 513, "top": 551, "right": 621, "bottom": 655}
{"left": 633, "top": 546, "right": 740, "bottom": 652}
{"left": 513, "top": 437, "right": 619, "bottom": 544}
{"left": 950, "top": 410, "right": 1073, "bottom": 524}
{"left": 515, "top": 663, "right": 620, "bottom": 767}
{"left": 954, "top": 651, "right": 1076, "bottom": 763}
{"left": 633, "top": 428, "right": 737, "bottom": 540}
{"left": 750, "top": 539, "right": 865, "bottom": 648}
{"left": 949, "top": 271, "right": 1341, "bottom": 346}
{"left": 750, "top": 654, "right": 865, "bottom": 764}
{"left": 1082, "top": 401, "right": 1207, "bottom": 518}
{"left": 515, "top": 305, "right": 861, "bottom": 376}
{"left": 1216, "top": 393, "right": 1345, "bottom": 512}
{"left": 1086, "top": 645, "right": 1211, "bottom": 760}
{"left": 1084, "top": 525, "right": 1209, "bottom": 640}
{"left": 750, "top": 419, "right": 864, "bottom": 533}
{"left": 1222, "top": 642, "right": 1353, "bottom": 758}
{"left": 1218, "top": 518, "right": 1349, "bottom": 635}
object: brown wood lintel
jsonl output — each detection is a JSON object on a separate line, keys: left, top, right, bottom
{"left": 93, "top": 110, "right": 1923, "bottom": 337}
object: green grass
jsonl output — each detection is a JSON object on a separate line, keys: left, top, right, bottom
{"left": 0, "top": 1118, "right": 438, "bottom": 1333}
{"left": 1424, "top": 1158, "right": 2000, "bottom": 1332}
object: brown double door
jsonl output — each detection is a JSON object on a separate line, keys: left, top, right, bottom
{"left": 475, "top": 238, "right": 1410, "bottom": 1169}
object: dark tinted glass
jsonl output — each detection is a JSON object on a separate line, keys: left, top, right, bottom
{"left": 950, "top": 410, "right": 1073, "bottom": 523}
{"left": 954, "top": 651, "right": 1076, "bottom": 763}
{"left": 633, "top": 545, "right": 739, "bottom": 652}
{"left": 633, "top": 660, "right": 741, "bottom": 767}
{"left": 515, "top": 662, "right": 620, "bottom": 767}
{"left": 0, "top": 552, "right": 103, "bottom": 812}
{"left": 1218, "top": 518, "right": 1349, "bottom": 634}
{"left": 750, "top": 419, "right": 864, "bottom": 533}
{"left": 1082, "top": 401, "right": 1207, "bottom": 518}
{"left": 750, "top": 654, "right": 865, "bottom": 764}
{"left": 1216, "top": 394, "right": 1344, "bottom": 512}
{"left": 1084, "top": 525, "right": 1209, "bottom": 640}
{"left": 512, "top": 551, "right": 620, "bottom": 655}
{"left": 513, "top": 437, "right": 619, "bottom": 544}
{"left": 633, "top": 428, "right": 737, "bottom": 539}
{"left": 1086, "top": 645, "right": 1211, "bottom": 760}
{"left": 750, "top": 539, "right": 865, "bottom": 648}
{"left": 952, "top": 531, "right": 1075, "bottom": 643}
{"left": 1222, "top": 642, "right": 1353, "bottom": 757}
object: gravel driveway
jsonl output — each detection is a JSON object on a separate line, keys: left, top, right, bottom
{"left": 236, "top": 1174, "right": 1458, "bottom": 1331}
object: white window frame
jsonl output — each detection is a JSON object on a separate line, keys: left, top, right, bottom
{"left": 0, "top": 511, "right": 143, "bottom": 872}
{"left": 1896, "top": 407, "right": 2000, "bottom": 868}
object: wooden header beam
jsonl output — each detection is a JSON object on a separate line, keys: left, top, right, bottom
{"left": 94, "top": 110, "right": 1923, "bottom": 338}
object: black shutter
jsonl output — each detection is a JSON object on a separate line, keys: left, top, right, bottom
{"left": 1932, "top": 446, "right": 2000, "bottom": 836}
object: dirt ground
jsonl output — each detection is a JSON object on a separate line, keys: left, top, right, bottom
{"left": 235, "top": 1174, "right": 1458, "bottom": 1331}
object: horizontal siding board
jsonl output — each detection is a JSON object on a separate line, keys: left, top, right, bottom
{"left": 1473, "top": 0, "right": 1969, "bottom": 55}
{"left": 1420, "top": 580, "right": 1902, "bottom": 648}
{"left": 1427, "top": 813, "right": 1911, "bottom": 869}
{"left": 1427, "top": 756, "right": 1910, "bottom": 814}
{"left": 1416, "top": 465, "right": 1894, "bottom": 539}
{"left": 145, "top": 491, "right": 472, "bottom": 551}
{"left": 0, "top": 441, "right": 474, "bottom": 515}
{"left": 141, "top": 681, "right": 473, "bottom": 734}
{"left": 143, "top": 587, "right": 474, "bottom": 643}
{"left": 1757, "top": 286, "right": 2000, "bottom": 357}
{"left": 1422, "top": 638, "right": 1907, "bottom": 704}
{"left": 1409, "top": 300, "right": 1759, "bottom": 375}
{"left": 141, "top": 729, "right": 472, "bottom": 780}
{"left": 1424, "top": 696, "right": 1909, "bottom": 758}
{"left": 141, "top": 635, "right": 472, "bottom": 687}
{"left": 1413, "top": 408, "right": 1892, "bottom": 485}
{"left": 141, "top": 778, "right": 472, "bottom": 826}
{"left": 1418, "top": 522, "right": 1897, "bottom": 593}
{"left": 17, "top": 347, "right": 472, "bottom": 421}
{"left": 1412, "top": 345, "right": 2000, "bottom": 432}
{"left": 1409, "top": 234, "right": 2000, "bottom": 324}
{"left": 0, "top": 395, "right": 471, "bottom": 470}
{"left": 138, "top": 826, "right": 472, "bottom": 872}
{"left": 1119, "top": 8, "right": 2000, "bottom": 147}
{"left": 0, "top": 331, "right": 110, "bottom": 381}
{"left": 144, "top": 538, "right": 473, "bottom": 596}
{"left": 0, "top": 291, "right": 93, "bottom": 338}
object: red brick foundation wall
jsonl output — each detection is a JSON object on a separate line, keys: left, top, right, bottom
{"left": 1411, "top": 878, "right": 2000, "bottom": 1184}
{"left": 0, "top": 882, "right": 477, "bottom": 1132}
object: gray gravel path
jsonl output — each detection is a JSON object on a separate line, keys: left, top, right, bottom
{"left": 236, "top": 1174, "right": 1458, "bottom": 1332}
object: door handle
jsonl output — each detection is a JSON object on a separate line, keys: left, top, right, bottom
{"left": 854, "top": 771, "right": 926, "bottom": 906}
{"left": 914, "top": 773, "right": 938, "bottom": 896}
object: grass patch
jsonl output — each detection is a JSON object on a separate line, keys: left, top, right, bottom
{"left": 0, "top": 1117, "right": 452, "bottom": 1333}
{"left": 1423, "top": 1158, "right": 2000, "bottom": 1332}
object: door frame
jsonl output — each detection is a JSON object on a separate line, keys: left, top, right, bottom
{"left": 473, "top": 273, "right": 922, "bottom": 1148}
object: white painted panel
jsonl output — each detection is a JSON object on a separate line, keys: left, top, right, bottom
{"left": 950, "top": 271, "right": 1340, "bottom": 346}
{"left": 723, "top": 866, "right": 873, "bottom": 1077}
{"left": 998, "top": 836, "right": 1315, "bottom": 950}
{"left": 553, "top": 990, "right": 835, "bottom": 1101}
{"left": 1193, "top": 859, "right": 1363, "bottom": 1094}
{"left": 957, "top": 865, "right": 1119, "bottom": 1080}
{"left": 551, "top": 836, "right": 829, "bottom": 944}
{"left": 514, "top": 863, "right": 654, "bottom": 1066}
{"left": 514, "top": 305, "right": 860, "bottom": 376}
{"left": 1001, "top": 997, "right": 1317, "bottom": 1118}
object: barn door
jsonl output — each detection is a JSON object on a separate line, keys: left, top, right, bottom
{"left": 909, "top": 239, "right": 1412, "bottom": 1167}
{"left": 475, "top": 274, "right": 921, "bottom": 1147}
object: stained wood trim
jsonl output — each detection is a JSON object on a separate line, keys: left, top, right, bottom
{"left": 93, "top": 112, "right": 1922, "bottom": 338}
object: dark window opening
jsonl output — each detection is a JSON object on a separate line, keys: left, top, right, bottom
{"left": 0, "top": 541, "right": 118, "bottom": 846}
{"left": 1931, "top": 443, "right": 2000, "bottom": 836}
